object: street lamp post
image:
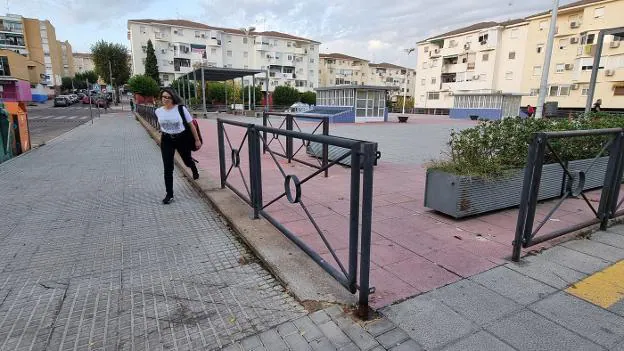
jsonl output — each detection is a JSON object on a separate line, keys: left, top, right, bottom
{"left": 402, "top": 48, "right": 415, "bottom": 115}
{"left": 535, "top": 0, "right": 560, "bottom": 118}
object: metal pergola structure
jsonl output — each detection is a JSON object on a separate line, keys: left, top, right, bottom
{"left": 176, "top": 66, "right": 268, "bottom": 115}
{"left": 586, "top": 27, "right": 624, "bottom": 113}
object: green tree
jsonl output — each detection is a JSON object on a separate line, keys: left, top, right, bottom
{"left": 239, "top": 85, "right": 263, "bottom": 106}
{"left": 128, "top": 75, "right": 160, "bottom": 97}
{"left": 273, "top": 86, "right": 300, "bottom": 106}
{"left": 74, "top": 70, "right": 98, "bottom": 87}
{"left": 144, "top": 40, "right": 160, "bottom": 86}
{"left": 205, "top": 82, "right": 238, "bottom": 104}
{"left": 170, "top": 78, "right": 196, "bottom": 98}
{"left": 91, "top": 40, "right": 131, "bottom": 102}
{"left": 300, "top": 91, "right": 316, "bottom": 105}
{"left": 61, "top": 77, "right": 74, "bottom": 92}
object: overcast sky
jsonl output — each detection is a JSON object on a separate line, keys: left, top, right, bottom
{"left": 13, "top": 0, "right": 577, "bottom": 68}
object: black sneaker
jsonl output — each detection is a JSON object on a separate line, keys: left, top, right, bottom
{"left": 162, "top": 194, "right": 174, "bottom": 204}
{"left": 192, "top": 168, "right": 199, "bottom": 180}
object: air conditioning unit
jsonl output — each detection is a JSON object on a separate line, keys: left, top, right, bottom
{"left": 480, "top": 40, "right": 487, "bottom": 45}
{"left": 434, "top": 48, "right": 440, "bottom": 54}
{"left": 570, "top": 84, "right": 579, "bottom": 90}
{"left": 570, "top": 21, "right": 580, "bottom": 29}
{"left": 605, "top": 69, "right": 615, "bottom": 76}
{"left": 473, "top": 75, "right": 480, "bottom": 80}
{"left": 201, "top": 34, "right": 206, "bottom": 38}
{"left": 610, "top": 41, "right": 621, "bottom": 48}
{"left": 464, "top": 43, "right": 471, "bottom": 50}
{"left": 570, "top": 37, "right": 579, "bottom": 44}
{"left": 565, "top": 63, "right": 574, "bottom": 70}
{"left": 161, "top": 49, "right": 166, "bottom": 54}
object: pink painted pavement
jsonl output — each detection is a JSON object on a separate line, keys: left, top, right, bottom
{"left": 193, "top": 117, "right": 611, "bottom": 308}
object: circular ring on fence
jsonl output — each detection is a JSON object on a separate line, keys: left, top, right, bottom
{"left": 284, "top": 174, "right": 301, "bottom": 204}
{"left": 567, "top": 170, "right": 586, "bottom": 197}
{"left": 231, "top": 149, "right": 240, "bottom": 168}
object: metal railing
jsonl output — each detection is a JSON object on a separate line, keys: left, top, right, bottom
{"left": 136, "top": 104, "right": 159, "bottom": 129}
{"left": 217, "top": 118, "right": 376, "bottom": 316}
{"left": 512, "top": 128, "right": 624, "bottom": 261}
{"left": 262, "top": 112, "right": 330, "bottom": 177}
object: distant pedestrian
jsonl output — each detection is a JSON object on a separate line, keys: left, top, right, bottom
{"left": 527, "top": 104, "right": 535, "bottom": 118}
{"left": 592, "top": 98, "right": 602, "bottom": 113}
{"left": 129, "top": 98, "right": 135, "bottom": 112}
{"left": 156, "top": 87, "right": 201, "bottom": 204}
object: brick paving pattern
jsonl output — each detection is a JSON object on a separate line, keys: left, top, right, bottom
{"left": 0, "top": 113, "right": 305, "bottom": 350}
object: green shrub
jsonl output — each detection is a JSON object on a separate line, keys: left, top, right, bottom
{"left": 429, "top": 114, "right": 624, "bottom": 178}
{"left": 127, "top": 75, "right": 160, "bottom": 97}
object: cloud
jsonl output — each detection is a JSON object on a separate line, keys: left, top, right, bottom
{"left": 13, "top": 0, "right": 578, "bottom": 65}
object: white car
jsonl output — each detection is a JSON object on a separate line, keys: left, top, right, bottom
{"left": 287, "top": 102, "right": 312, "bottom": 113}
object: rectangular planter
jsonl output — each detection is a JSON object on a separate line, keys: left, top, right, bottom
{"left": 424, "top": 156, "right": 614, "bottom": 219}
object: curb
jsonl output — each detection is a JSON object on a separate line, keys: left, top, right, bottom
{"left": 134, "top": 113, "right": 357, "bottom": 309}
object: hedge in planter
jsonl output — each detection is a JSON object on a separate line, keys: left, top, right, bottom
{"left": 425, "top": 114, "right": 624, "bottom": 218}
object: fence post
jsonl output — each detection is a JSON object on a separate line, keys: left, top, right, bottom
{"left": 323, "top": 117, "right": 329, "bottom": 178}
{"left": 358, "top": 142, "right": 375, "bottom": 319}
{"left": 217, "top": 120, "right": 227, "bottom": 189}
{"left": 348, "top": 142, "right": 361, "bottom": 295}
{"left": 286, "top": 114, "right": 293, "bottom": 163}
{"left": 599, "top": 131, "right": 624, "bottom": 229}
{"left": 262, "top": 111, "right": 267, "bottom": 154}
{"left": 248, "top": 126, "right": 262, "bottom": 219}
{"left": 512, "top": 134, "right": 546, "bottom": 262}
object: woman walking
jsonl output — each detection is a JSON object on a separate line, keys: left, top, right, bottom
{"left": 156, "top": 88, "right": 201, "bottom": 204}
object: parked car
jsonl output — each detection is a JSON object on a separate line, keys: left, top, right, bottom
{"left": 70, "top": 94, "right": 79, "bottom": 103}
{"left": 77, "top": 93, "right": 85, "bottom": 100}
{"left": 81, "top": 96, "right": 93, "bottom": 104}
{"left": 54, "top": 96, "right": 70, "bottom": 107}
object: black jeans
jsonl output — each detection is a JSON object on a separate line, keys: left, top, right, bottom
{"left": 161, "top": 133, "right": 197, "bottom": 196}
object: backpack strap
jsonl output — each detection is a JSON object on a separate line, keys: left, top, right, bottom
{"left": 178, "top": 104, "right": 190, "bottom": 131}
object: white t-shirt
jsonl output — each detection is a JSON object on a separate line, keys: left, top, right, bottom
{"left": 156, "top": 105, "right": 193, "bottom": 134}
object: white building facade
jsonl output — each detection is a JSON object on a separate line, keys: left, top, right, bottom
{"left": 414, "top": 20, "right": 529, "bottom": 110}
{"left": 127, "top": 19, "right": 320, "bottom": 92}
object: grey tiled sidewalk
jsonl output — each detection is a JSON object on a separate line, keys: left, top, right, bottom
{"left": 0, "top": 113, "right": 305, "bottom": 350}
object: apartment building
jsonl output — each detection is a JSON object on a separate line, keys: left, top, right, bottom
{"left": 0, "top": 49, "right": 44, "bottom": 100}
{"left": 59, "top": 41, "right": 74, "bottom": 77}
{"left": 319, "top": 54, "right": 414, "bottom": 101}
{"left": 367, "top": 63, "right": 415, "bottom": 100}
{"left": 73, "top": 52, "right": 95, "bottom": 73}
{"left": 0, "top": 15, "right": 28, "bottom": 56}
{"left": 415, "top": 20, "right": 529, "bottom": 109}
{"left": 127, "top": 19, "right": 320, "bottom": 92}
{"left": 521, "top": 0, "right": 624, "bottom": 109}
{"left": 319, "top": 53, "right": 369, "bottom": 86}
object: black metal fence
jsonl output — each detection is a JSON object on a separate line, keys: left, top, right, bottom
{"left": 136, "top": 104, "right": 159, "bottom": 129}
{"left": 217, "top": 118, "right": 376, "bottom": 315}
{"left": 262, "top": 112, "right": 330, "bottom": 177}
{"left": 513, "top": 128, "right": 624, "bottom": 261}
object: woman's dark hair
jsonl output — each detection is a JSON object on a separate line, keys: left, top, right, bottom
{"left": 160, "top": 87, "right": 184, "bottom": 105}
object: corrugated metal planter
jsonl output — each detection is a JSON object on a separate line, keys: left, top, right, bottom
{"left": 424, "top": 156, "right": 611, "bottom": 219}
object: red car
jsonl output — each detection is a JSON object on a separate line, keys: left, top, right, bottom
{"left": 81, "top": 96, "right": 93, "bottom": 104}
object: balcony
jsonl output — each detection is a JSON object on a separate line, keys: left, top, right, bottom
{"left": 429, "top": 49, "right": 441, "bottom": 58}
{"left": 154, "top": 33, "right": 168, "bottom": 41}
{"left": 207, "top": 38, "right": 221, "bottom": 46}
{"left": 577, "top": 44, "right": 596, "bottom": 57}
{"left": 255, "top": 42, "right": 270, "bottom": 51}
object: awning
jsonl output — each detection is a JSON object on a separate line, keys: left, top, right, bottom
{"left": 179, "top": 67, "right": 266, "bottom": 81}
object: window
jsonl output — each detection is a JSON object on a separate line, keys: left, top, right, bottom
{"left": 243, "top": 51, "right": 248, "bottom": 58}
{"left": 449, "top": 40, "right": 457, "bottom": 48}
{"left": 505, "top": 72, "right": 513, "bottom": 80}
{"left": 559, "top": 39, "right": 567, "bottom": 50}
{"left": 427, "top": 92, "right": 440, "bottom": 100}
{"left": 594, "top": 7, "right": 605, "bottom": 18}
{"left": 0, "top": 56, "right": 10, "bottom": 76}
{"left": 530, "top": 88, "right": 539, "bottom": 96}
{"left": 227, "top": 50, "right": 232, "bottom": 57}
{"left": 195, "top": 31, "right": 200, "bottom": 38}
{"left": 478, "top": 33, "right": 489, "bottom": 43}
{"left": 549, "top": 85, "right": 571, "bottom": 96}
{"left": 537, "top": 44, "right": 544, "bottom": 53}
{"left": 310, "top": 58, "right": 315, "bottom": 63}
{"left": 424, "top": 46, "right": 429, "bottom": 52}
{"left": 614, "top": 86, "right": 624, "bottom": 96}
{"left": 431, "top": 77, "right": 437, "bottom": 84}
{"left": 227, "top": 35, "right": 232, "bottom": 43}
{"left": 243, "top": 37, "right": 248, "bottom": 44}
{"left": 162, "top": 74, "right": 169, "bottom": 81}
{"left": 539, "top": 21, "right": 548, "bottom": 31}
{"left": 309, "top": 70, "right": 314, "bottom": 75}
{"left": 211, "top": 48, "right": 217, "bottom": 55}
{"left": 582, "top": 88, "right": 589, "bottom": 96}
{"left": 421, "top": 79, "right": 426, "bottom": 86}
{"left": 581, "top": 33, "right": 596, "bottom": 45}
{"left": 287, "top": 55, "right": 293, "bottom": 61}
{"left": 432, "top": 59, "right": 439, "bottom": 67}
{"left": 556, "top": 63, "right": 565, "bottom": 73}
{"left": 510, "top": 28, "right": 519, "bottom": 39}
{"left": 273, "top": 40, "right": 278, "bottom": 46}
{"left": 140, "top": 26, "right": 146, "bottom": 34}
{"left": 482, "top": 53, "right": 489, "bottom": 61}
{"left": 508, "top": 51, "right": 516, "bottom": 60}
{"left": 533, "top": 66, "right": 542, "bottom": 76}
